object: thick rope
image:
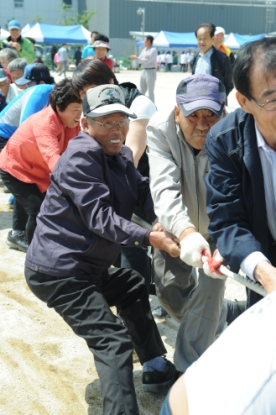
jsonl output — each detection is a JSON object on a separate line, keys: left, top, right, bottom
{"left": 131, "top": 213, "right": 266, "bottom": 297}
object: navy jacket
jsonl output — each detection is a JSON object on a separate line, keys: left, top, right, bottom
{"left": 205, "top": 108, "right": 276, "bottom": 275}
{"left": 191, "top": 46, "right": 234, "bottom": 96}
{"left": 25, "top": 131, "right": 155, "bottom": 277}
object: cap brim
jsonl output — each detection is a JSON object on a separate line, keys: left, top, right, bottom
{"left": 15, "top": 77, "right": 32, "bottom": 86}
{"left": 0, "top": 77, "right": 7, "bottom": 82}
{"left": 85, "top": 103, "right": 137, "bottom": 119}
{"left": 180, "top": 99, "right": 223, "bottom": 117}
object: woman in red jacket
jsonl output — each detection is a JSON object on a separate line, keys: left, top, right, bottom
{"left": 0, "top": 79, "right": 82, "bottom": 246}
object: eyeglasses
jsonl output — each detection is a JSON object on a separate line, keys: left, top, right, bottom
{"left": 92, "top": 119, "right": 130, "bottom": 130}
{"left": 248, "top": 94, "right": 276, "bottom": 111}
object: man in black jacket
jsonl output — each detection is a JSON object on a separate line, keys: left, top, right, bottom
{"left": 191, "top": 23, "right": 234, "bottom": 96}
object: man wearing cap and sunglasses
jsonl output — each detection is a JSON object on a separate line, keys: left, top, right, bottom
{"left": 147, "top": 74, "right": 245, "bottom": 376}
{"left": 3, "top": 20, "right": 35, "bottom": 64}
{"left": 24, "top": 84, "right": 180, "bottom": 415}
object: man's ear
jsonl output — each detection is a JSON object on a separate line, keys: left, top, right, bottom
{"left": 236, "top": 91, "right": 252, "bottom": 114}
{"left": 174, "top": 105, "right": 181, "bottom": 124}
{"left": 81, "top": 116, "right": 89, "bottom": 131}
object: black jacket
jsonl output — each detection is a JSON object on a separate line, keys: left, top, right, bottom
{"left": 191, "top": 46, "right": 234, "bottom": 96}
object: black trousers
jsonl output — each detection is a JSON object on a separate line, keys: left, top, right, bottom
{"left": 25, "top": 266, "right": 166, "bottom": 415}
{"left": 0, "top": 170, "right": 45, "bottom": 243}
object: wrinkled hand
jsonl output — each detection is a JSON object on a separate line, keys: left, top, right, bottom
{"left": 152, "top": 221, "right": 164, "bottom": 232}
{"left": 149, "top": 231, "right": 180, "bottom": 257}
{"left": 180, "top": 232, "right": 211, "bottom": 268}
{"left": 202, "top": 249, "right": 227, "bottom": 280}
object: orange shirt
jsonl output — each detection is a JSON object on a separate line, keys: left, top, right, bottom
{"left": 0, "top": 105, "right": 80, "bottom": 192}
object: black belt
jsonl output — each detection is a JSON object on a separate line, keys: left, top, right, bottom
{"left": 144, "top": 68, "right": 156, "bottom": 70}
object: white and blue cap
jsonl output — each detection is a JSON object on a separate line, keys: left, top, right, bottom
{"left": 8, "top": 20, "right": 21, "bottom": 30}
{"left": 15, "top": 63, "right": 50, "bottom": 86}
{"left": 83, "top": 85, "right": 137, "bottom": 119}
{"left": 176, "top": 74, "right": 226, "bottom": 117}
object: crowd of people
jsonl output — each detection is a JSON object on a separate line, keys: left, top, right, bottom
{"left": 1, "top": 18, "right": 276, "bottom": 415}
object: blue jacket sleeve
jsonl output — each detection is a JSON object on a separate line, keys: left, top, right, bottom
{"left": 205, "top": 130, "right": 263, "bottom": 272}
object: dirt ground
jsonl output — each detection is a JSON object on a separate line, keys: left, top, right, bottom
{"left": 0, "top": 70, "right": 245, "bottom": 415}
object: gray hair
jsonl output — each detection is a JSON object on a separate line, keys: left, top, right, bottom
{"left": 0, "top": 48, "right": 18, "bottom": 63}
{"left": 8, "top": 57, "right": 28, "bottom": 73}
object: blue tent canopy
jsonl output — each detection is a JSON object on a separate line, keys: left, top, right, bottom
{"left": 21, "top": 23, "right": 91, "bottom": 44}
{"left": 136, "top": 31, "right": 197, "bottom": 48}
{"left": 136, "top": 30, "right": 265, "bottom": 49}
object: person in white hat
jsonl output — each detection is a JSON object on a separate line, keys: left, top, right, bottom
{"left": 213, "top": 26, "right": 235, "bottom": 65}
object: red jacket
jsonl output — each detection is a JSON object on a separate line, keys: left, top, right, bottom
{"left": 0, "top": 105, "right": 80, "bottom": 192}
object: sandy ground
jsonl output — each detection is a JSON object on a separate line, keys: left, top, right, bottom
{"left": 0, "top": 70, "right": 245, "bottom": 415}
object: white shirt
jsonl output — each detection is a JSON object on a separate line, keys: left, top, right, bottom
{"left": 195, "top": 48, "right": 213, "bottom": 75}
{"left": 185, "top": 290, "right": 276, "bottom": 415}
{"left": 240, "top": 124, "right": 275, "bottom": 280}
{"left": 137, "top": 46, "right": 157, "bottom": 69}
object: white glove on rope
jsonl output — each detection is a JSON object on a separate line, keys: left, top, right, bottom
{"left": 202, "top": 249, "right": 227, "bottom": 280}
{"left": 180, "top": 232, "right": 211, "bottom": 268}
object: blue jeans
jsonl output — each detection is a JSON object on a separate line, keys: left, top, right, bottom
{"left": 159, "top": 393, "right": 172, "bottom": 415}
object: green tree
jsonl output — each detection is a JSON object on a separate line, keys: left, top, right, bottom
{"left": 57, "top": 2, "right": 96, "bottom": 29}
{"left": 29, "top": 14, "right": 45, "bottom": 24}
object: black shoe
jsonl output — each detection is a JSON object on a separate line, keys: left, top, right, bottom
{"left": 152, "top": 305, "right": 169, "bottom": 318}
{"left": 225, "top": 299, "right": 246, "bottom": 325}
{"left": 6, "top": 230, "right": 28, "bottom": 253}
{"left": 142, "top": 359, "right": 177, "bottom": 393}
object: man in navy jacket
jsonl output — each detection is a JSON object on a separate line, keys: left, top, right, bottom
{"left": 24, "top": 84, "right": 180, "bottom": 415}
{"left": 205, "top": 37, "right": 276, "bottom": 307}
{"left": 191, "top": 23, "right": 234, "bottom": 97}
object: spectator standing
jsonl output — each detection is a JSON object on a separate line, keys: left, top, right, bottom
{"left": 180, "top": 51, "right": 187, "bottom": 72}
{"left": 191, "top": 23, "right": 233, "bottom": 96}
{"left": 3, "top": 20, "right": 35, "bottom": 64}
{"left": 50, "top": 45, "right": 57, "bottom": 71}
{"left": 186, "top": 49, "right": 194, "bottom": 72}
{"left": 213, "top": 26, "right": 235, "bottom": 65}
{"left": 91, "top": 34, "right": 113, "bottom": 70}
{"left": 160, "top": 50, "right": 166, "bottom": 72}
{"left": 130, "top": 35, "right": 157, "bottom": 103}
{"left": 165, "top": 51, "right": 173, "bottom": 72}
{"left": 156, "top": 51, "right": 162, "bottom": 71}
{"left": 74, "top": 47, "right": 82, "bottom": 67}
{"left": 58, "top": 43, "right": 69, "bottom": 78}
{"left": 81, "top": 31, "right": 99, "bottom": 60}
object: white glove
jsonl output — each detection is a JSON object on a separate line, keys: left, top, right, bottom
{"left": 180, "top": 232, "right": 211, "bottom": 268}
{"left": 202, "top": 249, "right": 227, "bottom": 280}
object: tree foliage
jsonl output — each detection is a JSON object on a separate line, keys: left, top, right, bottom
{"left": 57, "top": 2, "right": 96, "bottom": 29}
{"left": 29, "top": 14, "right": 45, "bottom": 24}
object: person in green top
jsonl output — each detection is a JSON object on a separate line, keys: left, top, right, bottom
{"left": 3, "top": 20, "right": 35, "bottom": 64}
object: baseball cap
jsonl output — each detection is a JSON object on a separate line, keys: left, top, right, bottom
{"left": 15, "top": 63, "right": 50, "bottom": 86}
{"left": 8, "top": 20, "right": 21, "bottom": 30}
{"left": 215, "top": 26, "right": 225, "bottom": 35}
{"left": 83, "top": 84, "right": 137, "bottom": 119}
{"left": 0, "top": 68, "right": 8, "bottom": 82}
{"left": 92, "top": 40, "right": 110, "bottom": 49}
{"left": 176, "top": 74, "right": 226, "bottom": 117}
